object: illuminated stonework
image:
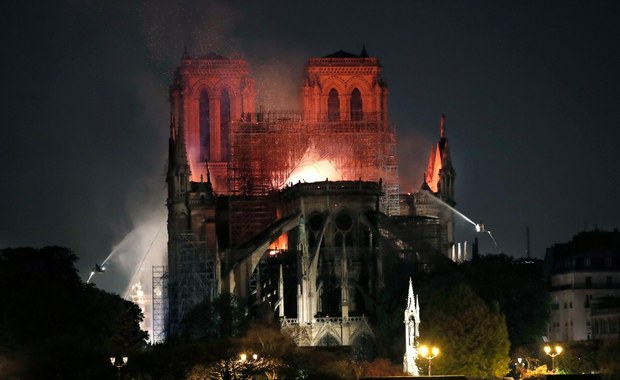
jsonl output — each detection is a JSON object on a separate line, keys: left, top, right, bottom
{"left": 170, "top": 50, "right": 256, "bottom": 192}
{"left": 403, "top": 277, "right": 420, "bottom": 375}
{"left": 162, "top": 47, "right": 457, "bottom": 345}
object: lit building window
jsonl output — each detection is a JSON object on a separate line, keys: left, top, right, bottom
{"left": 350, "top": 88, "right": 362, "bottom": 121}
{"left": 328, "top": 89, "right": 340, "bottom": 121}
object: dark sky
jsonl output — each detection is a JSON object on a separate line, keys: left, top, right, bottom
{"left": 2, "top": 0, "right": 619, "bottom": 294}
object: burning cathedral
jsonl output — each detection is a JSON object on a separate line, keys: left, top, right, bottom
{"left": 154, "top": 47, "right": 460, "bottom": 345}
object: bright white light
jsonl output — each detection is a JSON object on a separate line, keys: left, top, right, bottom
{"left": 284, "top": 147, "right": 342, "bottom": 186}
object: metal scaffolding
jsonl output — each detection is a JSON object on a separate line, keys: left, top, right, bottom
{"left": 167, "top": 233, "right": 215, "bottom": 336}
{"left": 226, "top": 112, "right": 400, "bottom": 243}
{"left": 152, "top": 265, "right": 168, "bottom": 343}
{"left": 229, "top": 196, "right": 276, "bottom": 248}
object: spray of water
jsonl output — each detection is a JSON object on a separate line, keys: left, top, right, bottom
{"left": 123, "top": 224, "right": 165, "bottom": 298}
{"left": 422, "top": 189, "right": 502, "bottom": 252}
{"left": 84, "top": 206, "right": 167, "bottom": 289}
{"left": 487, "top": 231, "right": 499, "bottom": 249}
{"left": 423, "top": 190, "right": 477, "bottom": 227}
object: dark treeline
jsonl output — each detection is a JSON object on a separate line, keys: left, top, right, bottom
{"left": 0, "top": 246, "right": 147, "bottom": 379}
{"left": 5, "top": 246, "right": 618, "bottom": 379}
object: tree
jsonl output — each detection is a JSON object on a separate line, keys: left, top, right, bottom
{"left": 522, "top": 364, "right": 550, "bottom": 379}
{"left": 0, "top": 246, "right": 148, "bottom": 379}
{"left": 238, "top": 322, "right": 295, "bottom": 358}
{"left": 356, "top": 358, "right": 404, "bottom": 377}
{"left": 181, "top": 293, "right": 249, "bottom": 340}
{"left": 597, "top": 339, "right": 620, "bottom": 379}
{"left": 462, "top": 255, "right": 549, "bottom": 347}
{"left": 558, "top": 341, "right": 599, "bottom": 375}
{"left": 420, "top": 283, "right": 511, "bottom": 378}
{"left": 188, "top": 355, "right": 286, "bottom": 380}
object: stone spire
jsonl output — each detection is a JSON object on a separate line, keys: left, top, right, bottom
{"left": 440, "top": 113, "right": 446, "bottom": 140}
{"left": 424, "top": 114, "right": 455, "bottom": 207}
{"left": 403, "top": 277, "right": 420, "bottom": 376}
{"left": 278, "top": 264, "right": 285, "bottom": 318}
{"left": 360, "top": 43, "right": 369, "bottom": 58}
{"left": 297, "top": 216, "right": 312, "bottom": 324}
{"left": 341, "top": 245, "right": 349, "bottom": 319}
{"left": 175, "top": 111, "right": 189, "bottom": 171}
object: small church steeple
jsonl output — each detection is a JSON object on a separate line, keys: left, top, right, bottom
{"left": 424, "top": 114, "right": 455, "bottom": 205}
{"left": 440, "top": 113, "right": 446, "bottom": 140}
{"left": 404, "top": 277, "right": 420, "bottom": 375}
{"left": 360, "top": 44, "right": 369, "bottom": 57}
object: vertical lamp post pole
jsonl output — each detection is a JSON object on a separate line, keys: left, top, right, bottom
{"left": 544, "top": 345, "right": 562, "bottom": 373}
{"left": 110, "top": 356, "right": 128, "bottom": 380}
{"left": 419, "top": 345, "right": 440, "bottom": 376}
{"left": 515, "top": 357, "right": 524, "bottom": 379}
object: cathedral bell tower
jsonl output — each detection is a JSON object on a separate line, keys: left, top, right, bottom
{"left": 169, "top": 49, "right": 256, "bottom": 194}
{"left": 300, "top": 46, "right": 399, "bottom": 216}
{"left": 302, "top": 46, "right": 388, "bottom": 124}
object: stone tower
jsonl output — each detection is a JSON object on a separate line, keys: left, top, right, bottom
{"left": 169, "top": 50, "right": 256, "bottom": 193}
{"left": 166, "top": 50, "right": 256, "bottom": 335}
{"left": 302, "top": 46, "right": 388, "bottom": 124}
{"left": 300, "top": 47, "right": 399, "bottom": 216}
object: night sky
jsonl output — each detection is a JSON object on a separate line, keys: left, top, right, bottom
{"left": 2, "top": 0, "right": 619, "bottom": 295}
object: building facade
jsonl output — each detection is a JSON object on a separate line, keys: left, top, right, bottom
{"left": 160, "top": 47, "right": 458, "bottom": 344}
{"left": 546, "top": 229, "right": 620, "bottom": 342}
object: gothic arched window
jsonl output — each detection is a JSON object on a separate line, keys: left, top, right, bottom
{"left": 328, "top": 89, "right": 340, "bottom": 121}
{"left": 199, "top": 90, "right": 210, "bottom": 161}
{"left": 350, "top": 88, "right": 363, "bottom": 121}
{"left": 220, "top": 89, "right": 231, "bottom": 161}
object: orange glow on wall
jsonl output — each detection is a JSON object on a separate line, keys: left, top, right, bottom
{"left": 170, "top": 49, "right": 400, "bottom": 215}
{"left": 268, "top": 233, "right": 288, "bottom": 255}
{"left": 425, "top": 143, "right": 442, "bottom": 193}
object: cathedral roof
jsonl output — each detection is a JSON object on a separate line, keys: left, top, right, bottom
{"left": 198, "top": 52, "right": 228, "bottom": 60}
{"left": 323, "top": 45, "right": 370, "bottom": 58}
{"left": 181, "top": 48, "right": 230, "bottom": 61}
{"left": 323, "top": 50, "right": 361, "bottom": 58}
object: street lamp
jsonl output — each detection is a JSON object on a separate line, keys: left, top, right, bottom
{"left": 233, "top": 353, "right": 260, "bottom": 379}
{"left": 544, "top": 345, "right": 562, "bottom": 372}
{"left": 239, "top": 353, "right": 258, "bottom": 362}
{"left": 514, "top": 357, "right": 525, "bottom": 378}
{"left": 110, "top": 356, "right": 128, "bottom": 380}
{"left": 419, "top": 345, "right": 440, "bottom": 376}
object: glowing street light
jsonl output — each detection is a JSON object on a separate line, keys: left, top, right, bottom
{"left": 239, "top": 353, "right": 258, "bottom": 362}
{"left": 544, "top": 345, "right": 562, "bottom": 372}
{"left": 110, "top": 356, "right": 128, "bottom": 380}
{"left": 419, "top": 345, "right": 440, "bottom": 376}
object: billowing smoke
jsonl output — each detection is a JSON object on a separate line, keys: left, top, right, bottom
{"left": 95, "top": 1, "right": 411, "bottom": 335}
{"left": 86, "top": 68, "right": 170, "bottom": 338}
{"left": 252, "top": 56, "right": 306, "bottom": 111}
{"left": 140, "top": 0, "right": 243, "bottom": 63}
{"left": 397, "top": 130, "right": 433, "bottom": 193}
{"left": 140, "top": 0, "right": 307, "bottom": 111}
{"left": 86, "top": 170, "right": 167, "bottom": 292}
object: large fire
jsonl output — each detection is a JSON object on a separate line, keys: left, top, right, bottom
{"left": 284, "top": 147, "right": 343, "bottom": 186}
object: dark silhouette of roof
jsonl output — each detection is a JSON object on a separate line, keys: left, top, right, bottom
{"left": 323, "top": 50, "right": 361, "bottom": 58}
